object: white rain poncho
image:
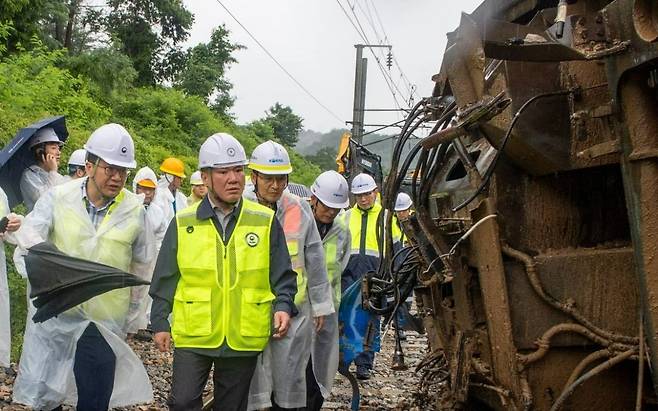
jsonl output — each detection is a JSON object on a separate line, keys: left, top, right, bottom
{"left": 19, "top": 164, "right": 67, "bottom": 211}
{"left": 152, "top": 174, "right": 188, "bottom": 223}
{"left": 125, "top": 200, "right": 168, "bottom": 333}
{"left": 0, "top": 188, "right": 21, "bottom": 367}
{"left": 246, "top": 190, "right": 335, "bottom": 410}
{"left": 312, "top": 211, "right": 350, "bottom": 399}
{"left": 11, "top": 178, "right": 154, "bottom": 410}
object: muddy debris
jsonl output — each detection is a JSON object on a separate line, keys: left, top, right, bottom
{"left": 0, "top": 328, "right": 440, "bottom": 410}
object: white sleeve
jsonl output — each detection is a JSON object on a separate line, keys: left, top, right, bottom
{"left": 12, "top": 190, "right": 56, "bottom": 277}
{"left": 302, "top": 204, "right": 334, "bottom": 317}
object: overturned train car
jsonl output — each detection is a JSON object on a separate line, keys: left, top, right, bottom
{"left": 392, "top": 0, "right": 658, "bottom": 409}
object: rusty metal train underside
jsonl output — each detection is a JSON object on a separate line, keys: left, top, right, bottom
{"left": 381, "top": 0, "right": 658, "bottom": 409}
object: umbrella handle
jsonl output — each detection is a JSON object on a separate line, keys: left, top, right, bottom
{"left": 338, "top": 363, "right": 360, "bottom": 411}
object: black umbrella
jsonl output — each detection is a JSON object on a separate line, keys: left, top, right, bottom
{"left": 0, "top": 116, "right": 69, "bottom": 208}
{"left": 25, "top": 242, "right": 149, "bottom": 323}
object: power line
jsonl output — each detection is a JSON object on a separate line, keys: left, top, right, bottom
{"left": 335, "top": 0, "right": 407, "bottom": 111}
{"left": 355, "top": 0, "right": 412, "bottom": 100}
{"left": 364, "top": 0, "right": 418, "bottom": 101}
{"left": 214, "top": 0, "right": 344, "bottom": 125}
{"left": 346, "top": 0, "right": 410, "bottom": 107}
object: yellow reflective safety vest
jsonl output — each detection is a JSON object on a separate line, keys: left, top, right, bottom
{"left": 348, "top": 202, "right": 402, "bottom": 257}
{"left": 51, "top": 186, "right": 143, "bottom": 324}
{"left": 172, "top": 199, "right": 275, "bottom": 351}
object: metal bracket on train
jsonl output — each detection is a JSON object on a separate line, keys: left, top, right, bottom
{"left": 421, "top": 91, "right": 511, "bottom": 149}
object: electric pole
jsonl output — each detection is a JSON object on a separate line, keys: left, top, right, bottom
{"left": 351, "top": 44, "right": 391, "bottom": 145}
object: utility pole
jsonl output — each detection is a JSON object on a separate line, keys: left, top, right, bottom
{"left": 351, "top": 44, "right": 391, "bottom": 145}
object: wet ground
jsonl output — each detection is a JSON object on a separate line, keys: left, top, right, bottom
{"left": 0, "top": 327, "right": 438, "bottom": 410}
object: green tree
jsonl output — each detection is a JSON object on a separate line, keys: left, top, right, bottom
{"left": 61, "top": 47, "right": 137, "bottom": 100}
{"left": 245, "top": 119, "right": 275, "bottom": 141}
{"left": 106, "top": 0, "right": 193, "bottom": 86}
{"left": 304, "top": 146, "right": 337, "bottom": 171}
{"left": 263, "top": 102, "right": 304, "bottom": 146}
{"left": 176, "top": 25, "right": 243, "bottom": 117}
{"left": 0, "top": 0, "right": 46, "bottom": 53}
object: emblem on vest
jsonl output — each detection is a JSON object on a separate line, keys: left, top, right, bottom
{"left": 187, "top": 226, "right": 194, "bottom": 233}
{"left": 245, "top": 232, "right": 259, "bottom": 247}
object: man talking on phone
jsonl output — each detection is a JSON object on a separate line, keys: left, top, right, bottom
{"left": 149, "top": 133, "right": 297, "bottom": 411}
{"left": 19, "top": 127, "right": 67, "bottom": 211}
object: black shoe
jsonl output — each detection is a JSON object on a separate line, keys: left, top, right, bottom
{"left": 135, "top": 329, "right": 153, "bottom": 342}
{"left": 356, "top": 366, "right": 371, "bottom": 380}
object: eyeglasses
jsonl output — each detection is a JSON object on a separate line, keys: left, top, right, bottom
{"left": 315, "top": 200, "right": 340, "bottom": 214}
{"left": 95, "top": 164, "right": 130, "bottom": 178}
{"left": 258, "top": 174, "right": 288, "bottom": 186}
{"left": 354, "top": 190, "right": 375, "bottom": 199}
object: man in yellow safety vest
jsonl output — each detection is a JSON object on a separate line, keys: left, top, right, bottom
{"left": 245, "top": 140, "right": 334, "bottom": 411}
{"left": 149, "top": 133, "right": 297, "bottom": 411}
{"left": 342, "top": 173, "right": 401, "bottom": 379}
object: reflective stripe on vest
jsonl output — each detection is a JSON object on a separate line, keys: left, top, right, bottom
{"left": 51, "top": 187, "right": 142, "bottom": 323}
{"left": 173, "top": 199, "right": 274, "bottom": 351}
{"left": 348, "top": 202, "right": 382, "bottom": 257}
{"left": 280, "top": 195, "right": 308, "bottom": 306}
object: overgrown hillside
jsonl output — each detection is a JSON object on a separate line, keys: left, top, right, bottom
{"left": 0, "top": 49, "right": 321, "bottom": 188}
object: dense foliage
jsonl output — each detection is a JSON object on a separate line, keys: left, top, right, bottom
{"left": 0, "top": 48, "right": 320, "bottom": 187}
{"left": 263, "top": 102, "right": 305, "bottom": 147}
{"left": 0, "top": 25, "right": 320, "bottom": 360}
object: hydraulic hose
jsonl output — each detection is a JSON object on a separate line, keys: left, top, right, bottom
{"left": 550, "top": 349, "right": 636, "bottom": 411}
{"left": 452, "top": 89, "right": 575, "bottom": 212}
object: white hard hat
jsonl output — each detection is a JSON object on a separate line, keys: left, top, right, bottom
{"left": 351, "top": 173, "right": 377, "bottom": 194}
{"left": 133, "top": 166, "right": 158, "bottom": 190}
{"left": 67, "top": 149, "right": 87, "bottom": 167}
{"left": 248, "top": 140, "right": 293, "bottom": 175}
{"left": 29, "top": 127, "right": 63, "bottom": 148}
{"left": 394, "top": 192, "right": 413, "bottom": 211}
{"left": 199, "top": 133, "right": 248, "bottom": 169}
{"left": 84, "top": 123, "right": 137, "bottom": 168}
{"left": 311, "top": 171, "right": 350, "bottom": 209}
{"left": 190, "top": 170, "right": 203, "bottom": 185}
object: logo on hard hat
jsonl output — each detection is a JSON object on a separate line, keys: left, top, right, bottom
{"left": 245, "top": 232, "right": 259, "bottom": 247}
{"left": 227, "top": 147, "right": 236, "bottom": 157}
{"left": 269, "top": 158, "right": 284, "bottom": 163}
{"left": 121, "top": 146, "right": 127, "bottom": 154}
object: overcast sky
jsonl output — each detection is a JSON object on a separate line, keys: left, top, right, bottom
{"left": 183, "top": 0, "right": 482, "bottom": 134}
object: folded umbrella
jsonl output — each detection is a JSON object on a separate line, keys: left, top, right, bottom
{"left": 25, "top": 242, "right": 149, "bottom": 323}
{"left": 0, "top": 116, "right": 69, "bottom": 208}
{"left": 32, "top": 274, "right": 140, "bottom": 308}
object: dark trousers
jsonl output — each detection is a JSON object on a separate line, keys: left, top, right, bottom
{"left": 170, "top": 349, "right": 258, "bottom": 411}
{"left": 304, "top": 357, "right": 324, "bottom": 411}
{"left": 271, "top": 357, "right": 325, "bottom": 411}
{"left": 73, "top": 323, "right": 116, "bottom": 411}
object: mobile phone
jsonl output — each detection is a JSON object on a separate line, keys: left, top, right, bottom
{"left": 35, "top": 146, "right": 45, "bottom": 163}
{"left": 0, "top": 216, "right": 9, "bottom": 234}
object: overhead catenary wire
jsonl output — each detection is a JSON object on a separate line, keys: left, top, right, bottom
{"left": 213, "top": 0, "right": 344, "bottom": 125}
{"left": 346, "top": 0, "right": 410, "bottom": 107}
{"left": 335, "top": 0, "right": 409, "bottom": 112}
{"left": 363, "top": 0, "right": 417, "bottom": 101}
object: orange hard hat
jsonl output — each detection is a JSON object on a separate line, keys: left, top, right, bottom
{"left": 160, "top": 157, "right": 186, "bottom": 178}
{"left": 136, "top": 179, "right": 156, "bottom": 188}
